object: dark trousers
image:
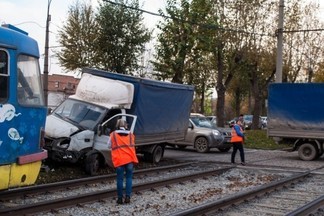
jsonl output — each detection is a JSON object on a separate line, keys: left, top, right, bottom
{"left": 231, "top": 142, "right": 245, "bottom": 163}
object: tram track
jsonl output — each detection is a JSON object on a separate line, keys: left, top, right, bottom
{"left": 0, "top": 162, "right": 194, "bottom": 200}
{"left": 1, "top": 162, "right": 323, "bottom": 216}
{"left": 0, "top": 166, "right": 232, "bottom": 216}
{"left": 286, "top": 194, "right": 324, "bottom": 216}
{"left": 171, "top": 167, "right": 324, "bottom": 216}
{"left": 170, "top": 171, "right": 311, "bottom": 215}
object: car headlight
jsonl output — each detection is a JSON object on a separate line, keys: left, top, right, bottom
{"left": 212, "top": 129, "right": 221, "bottom": 136}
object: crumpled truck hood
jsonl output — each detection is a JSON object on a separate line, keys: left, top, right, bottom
{"left": 45, "top": 114, "right": 79, "bottom": 138}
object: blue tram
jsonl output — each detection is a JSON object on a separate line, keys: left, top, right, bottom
{"left": 0, "top": 24, "right": 47, "bottom": 190}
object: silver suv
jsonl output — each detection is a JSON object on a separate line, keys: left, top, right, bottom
{"left": 168, "top": 114, "right": 232, "bottom": 153}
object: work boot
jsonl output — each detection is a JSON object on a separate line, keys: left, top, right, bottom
{"left": 117, "top": 198, "right": 123, "bottom": 204}
{"left": 124, "top": 196, "right": 130, "bottom": 204}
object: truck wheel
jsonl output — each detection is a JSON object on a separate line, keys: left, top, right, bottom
{"left": 195, "top": 137, "right": 210, "bottom": 153}
{"left": 153, "top": 145, "right": 164, "bottom": 163}
{"left": 298, "top": 143, "right": 318, "bottom": 161}
{"left": 85, "top": 153, "right": 100, "bottom": 175}
{"left": 144, "top": 145, "right": 164, "bottom": 163}
{"left": 218, "top": 147, "right": 231, "bottom": 152}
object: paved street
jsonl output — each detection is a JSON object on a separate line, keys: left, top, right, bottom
{"left": 163, "top": 146, "right": 324, "bottom": 172}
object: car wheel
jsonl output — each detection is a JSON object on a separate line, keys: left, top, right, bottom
{"left": 194, "top": 137, "right": 210, "bottom": 153}
{"left": 218, "top": 147, "right": 231, "bottom": 152}
{"left": 85, "top": 153, "right": 100, "bottom": 176}
{"left": 298, "top": 143, "right": 318, "bottom": 161}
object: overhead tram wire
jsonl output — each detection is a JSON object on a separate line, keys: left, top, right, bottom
{"left": 283, "top": 28, "right": 324, "bottom": 33}
{"left": 102, "top": 0, "right": 273, "bottom": 38}
{"left": 103, "top": 0, "right": 324, "bottom": 37}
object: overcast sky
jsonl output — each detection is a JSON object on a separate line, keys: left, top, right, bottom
{"left": 0, "top": 0, "right": 323, "bottom": 76}
{"left": 0, "top": 0, "right": 166, "bottom": 76}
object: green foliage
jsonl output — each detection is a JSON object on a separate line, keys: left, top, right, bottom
{"left": 56, "top": 0, "right": 151, "bottom": 74}
{"left": 96, "top": 0, "right": 151, "bottom": 74}
{"left": 153, "top": 0, "right": 216, "bottom": 86}
{"left": 57, "top": 1, "right": 99, "bottom": 71}
{"left": 244, "top": 130, "right": 291, "bottom": 150}
{"left": 153, "top": 0, "right": 218, "bottom": 113}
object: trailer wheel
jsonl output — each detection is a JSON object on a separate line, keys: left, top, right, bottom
{"left": 144, "top": 145, "right": 164, "bottom": 163}
{"left": 85, "top": 153, "right": 100, "bottom": 175}
{"left": 195, "top": 137, "right": 210, "bottom": 153}
{"left": 298, "top": 143, "right": 318, "bottom": 161}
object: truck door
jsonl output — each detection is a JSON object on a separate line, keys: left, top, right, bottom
{"left": 92, "top": 114, "right": 137, "bottom": 169}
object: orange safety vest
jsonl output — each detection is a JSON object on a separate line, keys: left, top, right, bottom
{"left": 110, "top": 131, "right": 138, "bottom": 168}
{"left": 231, "top": 125, "right": 244, "bottom": 143}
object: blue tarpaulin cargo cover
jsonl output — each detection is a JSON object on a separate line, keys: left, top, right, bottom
{"left": 268, "top": 83, "right": 324, "bottom": 139}
{"left": 82, "top": 68, "right": 194, "bottom": 143}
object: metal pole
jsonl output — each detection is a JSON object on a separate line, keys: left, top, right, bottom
{"left": 275, "top": 0, "right": 284, "bottom": 83}
{"left": 43, "top": 0, "right": 52, "bottom": 106}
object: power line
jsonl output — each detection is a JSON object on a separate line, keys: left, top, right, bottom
{"left": 103, "top": 0, "right": 324, "bottom": 36}
{"left": 102, "top": 0, "right": 273, "bottom": 37}
{"left": 283, "top": 28, "right": 324, "bottom": 33}
{"left": 13, "top": 21, "right": 45, "bottom": 29}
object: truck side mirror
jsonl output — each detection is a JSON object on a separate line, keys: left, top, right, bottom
{"left": 97, "top": 125, "right": 102, "bottom": 136}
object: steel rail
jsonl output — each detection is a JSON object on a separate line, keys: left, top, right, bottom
{"left": 0, "top": 161, "right": 193, "bottom": 200}
{"left": 285, "top": 194, "right": 324, "bottom": 216}
{"left": 0, "top": 167, "right": 231, "bottom": 216}
{"left": 170, "top": 171, "right": 311, "bottom": 216}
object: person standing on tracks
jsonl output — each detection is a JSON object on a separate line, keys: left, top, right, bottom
{"left": 230, "top": 119, "right": 246, "bottom": 165}
{"left": 108, "top": 119, "right": 138, "bottom": 205}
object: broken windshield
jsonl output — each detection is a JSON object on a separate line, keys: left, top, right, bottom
{"left": 54, "top": 99, "right": 106, "bottom": 130}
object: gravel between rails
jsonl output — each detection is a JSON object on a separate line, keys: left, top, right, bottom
{"left": 33, "top": 168, "right": 293, "bottom": 216}
{"left": 6, "top": 148, "right": 324, "bottom": 215}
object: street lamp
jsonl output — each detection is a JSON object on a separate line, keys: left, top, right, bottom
{"left": 43, "top": 0, "right": 52, "bottom": 106}
{"left": 275, "top": 0, "right": 284, "bottom": 83}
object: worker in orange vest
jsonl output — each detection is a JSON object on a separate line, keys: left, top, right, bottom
{"left": 108, "top": 119, "right": 138, "bottom": 204}
{"left": 230, "top": 119, "right": 245, "bottom": 165}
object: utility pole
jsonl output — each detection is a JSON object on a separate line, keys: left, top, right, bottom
{"left": 275, "top": 0, "right": 284, "bottom": 83}
{"left": 43, "top": 0, "right": 52, "bottom": 106}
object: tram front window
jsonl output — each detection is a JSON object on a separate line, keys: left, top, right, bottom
{"left": 17, "top": 55, "right": 44, "bottom": 106}
{"left": 0, "top": 50, "right": 8, "bottom": 103}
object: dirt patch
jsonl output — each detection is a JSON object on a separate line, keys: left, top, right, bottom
{"left": 37, "top": 158, "right": 181, "bottom": 184}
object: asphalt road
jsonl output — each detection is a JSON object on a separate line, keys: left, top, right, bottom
{"left": 163, "top": 146, "right": 324, "bottom": 172}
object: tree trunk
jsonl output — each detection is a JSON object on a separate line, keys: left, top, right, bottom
{"left": 216, "top": 42, "right": 225, "bottom": 127}
{"left": 201, "top": 82, "right": 205, "bottom": 114}
{"left": 234, "top": 87, "right": 241, "bottom": 117}
{"left": 250, "top": 64, "right": 261, "bottom": 130}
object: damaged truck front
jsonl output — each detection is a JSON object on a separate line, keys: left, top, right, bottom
{"left": 44, "top": 68, "right": 194, "bottom": 175}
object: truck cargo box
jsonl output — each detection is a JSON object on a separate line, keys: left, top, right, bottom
{"left": 268, "top": 83, "right": 324, "bottom": 140}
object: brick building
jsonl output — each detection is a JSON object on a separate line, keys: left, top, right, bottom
{"left": 46, "top": 74, "right": 80, "bottom": 109}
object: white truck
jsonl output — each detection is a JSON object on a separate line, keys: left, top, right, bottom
{"left": 44, "top": 68, "right": 194, "bottom": 175}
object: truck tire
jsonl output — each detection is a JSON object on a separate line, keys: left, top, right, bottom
{"left": 85, "top": 153, "right": 100, "bottom": 176}
{"left": 298, "top": 143, "right": 318, "bottom": 161}
{"left": 195, "top": 137, "right": 210, "bottom": 153}
{"left": 144, "top": 145, "right": 164, "bottom": 163}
